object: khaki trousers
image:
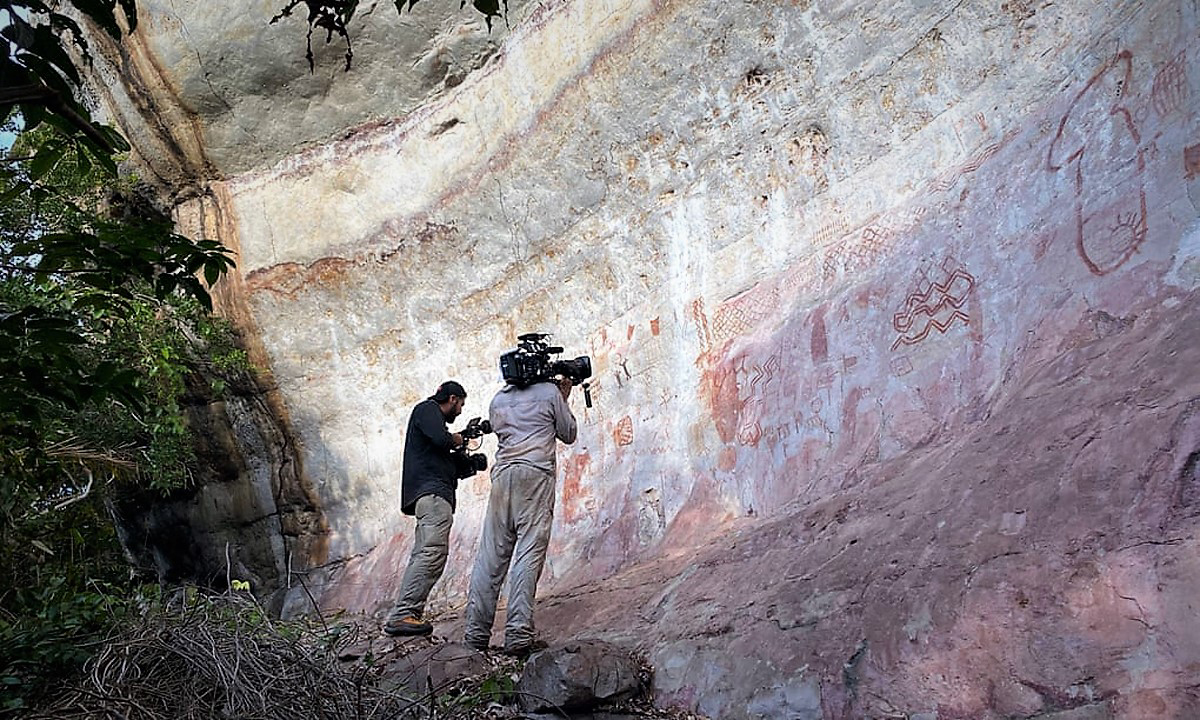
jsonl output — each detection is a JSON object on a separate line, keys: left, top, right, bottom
{"left": 463, "top": 464, "right": 555, "bottom": 649}
{"left": 390, "top": 494, "right": 453, "bottom": 620}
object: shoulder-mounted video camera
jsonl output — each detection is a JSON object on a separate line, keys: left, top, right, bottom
{"left": 500, "top": 333, "right": 593, "bottom": 407}
{"left": 451, "top": 416, "right": 492, "bottom": 479}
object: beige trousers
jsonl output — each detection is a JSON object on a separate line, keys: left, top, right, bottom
{"left": 463, "top": 463, "right": 555, "bottom": 649}
{"left": 390, "top": 494, "right": 453, "bottom": 620}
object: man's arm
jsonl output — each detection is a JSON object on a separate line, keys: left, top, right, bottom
{"left": 553, "top": 379, "right": 578, "bottom": 444}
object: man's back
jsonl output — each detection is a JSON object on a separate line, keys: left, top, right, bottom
{"left": 489, "top": 382, "right": 577, "bottom": 475}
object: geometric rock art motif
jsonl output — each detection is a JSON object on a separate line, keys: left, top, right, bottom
{"left": 736, "top": 400, "right": 764, "bottom": 447}
{"left": 927, "top": 129, "right": 1016, "bottom": 194}
{"left": 1151, "top": 49, "right": 1188, "bottom": 118}
{"left": 1047, "top": 50, "right": 1148, "bottom": 276}
{"left": 731, "top": 353, "right": 781, "bottom": 448}
{"left": 891, "top": 257, "right": 976, "bottom": 351}
{"left": 822, "top": 224, "right": 892, "bottom": 282}
{"left": 711, "top": 285, "right": 781, "bottom": 347}
{"left": 614, "top": 415, "right": 634, "bottom": 446}
{"left": 890, "top": 354, "right": 914, "bottom": 376}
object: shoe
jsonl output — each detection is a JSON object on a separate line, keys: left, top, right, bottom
{"left": 503, "top": 639, "right": 548, "bottom": 657}
{"left": 383, "top": 615, "right": 433, "bottom": 636}
{"left": 466, "top": 640, "right": 490, "bottom": 653}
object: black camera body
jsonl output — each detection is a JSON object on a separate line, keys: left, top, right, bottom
{"left": 500, "top": 333, "right": 593, "bottom": 392}
{"left": 452, "top": 451, "right": 487, "bottom": 479}
{"left": 451, "top": 416, "right": 492, "bottom": 479}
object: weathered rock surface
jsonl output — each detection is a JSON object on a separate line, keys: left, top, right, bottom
{"left": 84, "top": 0, "right": 535, "bottom": 189}
{"left": 1034, "top": 705, "right": 1115, "bottom": 720}
{"left": 112, "top": 367, "right": 322, "bottom": 608}
{"left": 517, "top": 640, "right": 643, "bottom": 712}
{"left": 88, "top": 0, "right": 1200, "bottom": 716}
{"left": 377, "top": 640, "right": 490, "bottom": 698}
{"left": 531, "top": 289, "right": 1200, "bottom": 718}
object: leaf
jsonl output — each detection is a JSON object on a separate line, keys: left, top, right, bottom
{"left": 17, "top": 111, "right": 47, "bottom": 144}
{"left": 89, "top": 361, "right": 119, "bottom": 385}
{"left": 28, "top": 140, "right": 66, "bottom": 180}
{"left": 16, "top": 54, "right": 77, "bottom": 105}
{"left": 0, "top": 179, "right": 32, "bottom": 203}
{"left": 154, "top": 274, "right": 178, "bottom": 297}
{"left": 72, "top": 144, "right": 93, "bottom": 175}
{"left": 45, "top": 11, "right": 89, "bottom": 58}
{"left": 204, "top": 261, "right": 224, "bottom": 287}
{"left": 67, "top": 0, "right": 122, "bottom": 41}
{"left": 29, "top": 328, "right": 87, "bottom": 346}
{"left": 1, "top": 15, "right": 37, "bottom": 51}
{"left": 29, "top": 24, "right": 83, "bottom": 84}
{"left": 185, "top": 254, "right": 207, "bottom": 275}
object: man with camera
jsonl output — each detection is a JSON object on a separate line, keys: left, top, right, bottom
{"left": 383, "top": 380, "right": 468, "bottom": 637}
{"left": 464, "top": 335, "right": 583, "bottom": 655}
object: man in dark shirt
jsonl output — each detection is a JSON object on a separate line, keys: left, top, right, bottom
{"left": 384, "top": 381, "right": 467, "bottom": 636}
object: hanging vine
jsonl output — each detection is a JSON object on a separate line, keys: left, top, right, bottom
{"left": 269, "top": 1, "right": 358, "bottom": 72}
{"left": 270, "top": 0, "right": 509, "bottom": 73}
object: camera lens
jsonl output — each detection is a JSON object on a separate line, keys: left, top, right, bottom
{"left": 566, "top": 356, "right": 592, "bottom": 381}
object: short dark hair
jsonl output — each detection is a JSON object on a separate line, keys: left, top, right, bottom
{"left": 431, "top": 380, "right": 466, "bottom": 403}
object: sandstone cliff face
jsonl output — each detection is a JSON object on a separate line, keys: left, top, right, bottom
{"left": 92, "top": 0, "right": 1200, "bottom": 716}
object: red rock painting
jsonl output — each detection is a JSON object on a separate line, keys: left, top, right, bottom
{"left": 614, "top": 415, "right": 634, "bottom": 446}
{"left": 891, "top": 259, "right": 977, "bottom": 351}
{"left": 822, "top": 224, "right": 893, "bottom": 281}
{"left": 890, "top": 355, "right": 914, "bottom": 377}
{"left": 1186, "top": 143, "right": 1200, "bottom": 181}
{"left": 711, "top": 284, "right": 780, "bottom": 346}
{"left": 1047, "top": 50, "right": 1148, "bottom": 276}
{"left": 1151, "top": 50, "right": 1188, "bottom": 117}
{"left": 811, "top": 306, "right": 829, "bottom": 363}
{"left": 559, "top": 452, "right": 591, "bottom": 523}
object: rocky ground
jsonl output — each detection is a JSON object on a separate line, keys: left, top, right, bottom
{"left": 343, "top": 618, "right": 712, "bottom": 719}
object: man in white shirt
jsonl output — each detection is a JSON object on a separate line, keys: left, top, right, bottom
{"left": 463, "top": 375, "right": 577, "bottom": 655}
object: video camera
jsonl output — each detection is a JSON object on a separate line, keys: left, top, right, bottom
{"left": 500, "top": 333, "right": 594, "bottom": 407}
{"left": 451, "top": 416, "right": 493, "bottom": 479}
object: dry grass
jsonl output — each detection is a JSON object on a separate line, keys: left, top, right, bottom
{"left": 23, "top": 592, "right": 709, "bottom": 719}
{"left": 25, "top": 593, "right": 423, "bottom": 719}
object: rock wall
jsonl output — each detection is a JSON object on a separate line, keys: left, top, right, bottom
{"left": 112, "top": 365, "right": 322, "bottom": 609}
{"left": 90, "top": 0, "right": 1200, "bottom": 716}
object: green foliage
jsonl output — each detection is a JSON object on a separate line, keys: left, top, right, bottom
{"left": 1, "top": 2, "right": 244, "bottom": 711}
{"left": 0, "top": 580, "right": 127, "bottom": 714}
{"left": 0, "top": 124, "right": 244, "bottom": 709}
{"left": 1, "top": 1, "right": 137, "bottom": 171}
{"left": 459, "top": 669, "right": 517, "bottom": 706}
{"left": 1, "top": 124, "right": 238, "bottom": 488}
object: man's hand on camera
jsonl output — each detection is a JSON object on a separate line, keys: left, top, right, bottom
{"left": 451, "top": 432, "right": 464, "bottom": 448}
{"left": 557, "top": 376, "right": 574, "bottom": 400}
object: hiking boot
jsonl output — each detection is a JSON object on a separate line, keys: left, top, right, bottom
{"left": 503, "top": 639, "right": 548, "bottom": 657}
{"left": 383, "top": 615, "right": 433, "bottom": 636}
